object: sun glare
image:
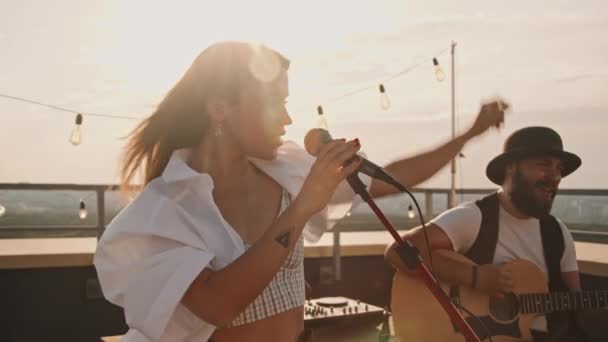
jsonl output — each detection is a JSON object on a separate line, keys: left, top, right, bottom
{"left": 95, "top": 0, "right": 378, "bottom": 93}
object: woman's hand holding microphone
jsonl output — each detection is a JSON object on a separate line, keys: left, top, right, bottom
{"left": 293, "top": 136, "right": 361, "bottom": 218}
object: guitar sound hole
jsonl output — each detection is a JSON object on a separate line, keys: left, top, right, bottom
{"left": 489, "top": 293, "right": 519, "bottom": 321}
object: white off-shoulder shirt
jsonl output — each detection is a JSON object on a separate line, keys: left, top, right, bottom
{"left": 93, "top": 141, "right": 370, "bottom": 342}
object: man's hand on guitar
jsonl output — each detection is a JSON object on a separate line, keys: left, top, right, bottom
{"left": 476, "top": 264, "right": 514, "bottom": 298}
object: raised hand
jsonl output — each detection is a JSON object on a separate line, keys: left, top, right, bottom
{"left": 293, "top": 139, "right": 361, "bottom": 217}
{"left": 467, "top": 97, "right": 510, "bottom": 138}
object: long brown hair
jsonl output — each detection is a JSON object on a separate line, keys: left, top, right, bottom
{"left": 120, "top": 42, "right": 290, "bottom": 194}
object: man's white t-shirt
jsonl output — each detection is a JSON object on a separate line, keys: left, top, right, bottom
{"left": 430, "top": 201, "right": 579, "bottom": 332}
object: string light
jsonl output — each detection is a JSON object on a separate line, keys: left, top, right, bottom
{"left": 432, "top": 57, "right": 446, "bottom": 82}
{"left": 379, "top": 84, "right": 391, "bottom": 110}
{"left": 316, "top": 105, "right": 329, "bottom": 130}
{"left": 69, "top": 113, "right": 83, "bottom": 146}
{"left": 2, "top": 45, "right": 452, "bottom": 145}
{"left": 79, "top": 199, "right": 88, "bottom": 220}
{"left": 0, "top": 204, "right": 6, "bottom": 218}
{"left": 407, "top": 204, "right": 415, "bottom": 219}
{"left": 0, "top": 93, "right": 138, "bottom": 120}
{"left": 315, "top": 45, "right": 451, "bottom": 120}
{"left": 0, "top": 93, "right": 138, "bottom": 145}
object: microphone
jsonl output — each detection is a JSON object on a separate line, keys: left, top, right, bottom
{"left": 304, "top": 128, "right": 403, "bottom": 190}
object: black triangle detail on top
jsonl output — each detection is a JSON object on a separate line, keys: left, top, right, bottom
{"left": 275, "top": 231, "right": 291, "bottom": 248}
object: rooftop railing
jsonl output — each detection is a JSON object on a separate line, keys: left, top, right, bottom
{"left": 1, "top": 183, "right": 607, "bottom": 243}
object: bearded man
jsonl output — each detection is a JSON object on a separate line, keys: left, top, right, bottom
{"left": 386, "top": 126, "right": 586, "bottom": 341}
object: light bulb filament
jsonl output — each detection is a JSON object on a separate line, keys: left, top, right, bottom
{"left": 379, "top": 84, "right": 391, "bottom": 110}
{"left": 316, "top": 105, "right": 328, "bottom": 130}
{"left": 79, "top": 199, "right": 88, "bottom": 220}
{"left": 407, "top": 204, "right": 415, "bottom": 219}
{"left": 432, "top": 58, "right": 446, "bottom": 82}
{"left": 69, "top": 113, "right": 83, "bottom": 146}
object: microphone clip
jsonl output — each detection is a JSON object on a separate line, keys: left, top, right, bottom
{"left": 346, "top": 173, "right": 371, "bottom": 202}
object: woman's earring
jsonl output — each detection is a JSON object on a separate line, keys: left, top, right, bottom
{"left": 214, "top": 123, "right": 223, "bottom": 137}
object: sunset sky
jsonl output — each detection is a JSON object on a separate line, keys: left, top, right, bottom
{"left": 1, "top": 0, "right": 607, "bottom": 189}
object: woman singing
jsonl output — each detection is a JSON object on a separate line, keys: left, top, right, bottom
{"left": 94, "top": 41, "right": 506, "bottom": 341}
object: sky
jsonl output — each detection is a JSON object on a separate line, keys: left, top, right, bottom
{"left": 1, "top": 0, "right": 607, "bottom": 189}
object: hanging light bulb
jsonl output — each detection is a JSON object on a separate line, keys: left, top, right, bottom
{"left": 0, "top": 204, "right": 6, "bottom": 218}
{"left": 69, "top": 113, "right": 83, "bottom": 146}
{"left": 407, "top": 204, "right": 415, "bottom": 219}
{"left": 346, "top": 211, "right": 351, "bottom": 217}
{"left": 432, "top": 57, "right": 446, "bottom": 82}
{"left": 79, "top": 199, "right": 88, "bottom": 220}
{"left": 379, "top": 84, "right": 391, "bottom": 110}
{"left": 316, "top": 105, "right": 329, "bottom": 130}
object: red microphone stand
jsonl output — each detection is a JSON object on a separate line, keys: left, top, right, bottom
{"left": 346, "top": 175, "right": 481, "bottom": 342}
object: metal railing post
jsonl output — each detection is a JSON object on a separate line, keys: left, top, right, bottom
{"left": 96, "top": 187, "right": 105, "bottom": 240}
{"left": 333, "top": 227, "right": 341, "bottom": 281}
{"left": 425, "top": 190, "right": 434, "bottom": 220}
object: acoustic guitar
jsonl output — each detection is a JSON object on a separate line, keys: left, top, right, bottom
{"left": 391, "top": 250, "right": 607, "bottom": 341}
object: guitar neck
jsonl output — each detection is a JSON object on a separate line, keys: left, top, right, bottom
{"left": 519, "top": 290, "right": 608, "bottom": 314}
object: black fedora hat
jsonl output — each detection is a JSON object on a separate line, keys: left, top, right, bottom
{"left": 486, "top": 126, "right": 581, "bottom": 185}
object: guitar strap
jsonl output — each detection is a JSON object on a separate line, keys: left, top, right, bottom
{"left": 539, "top": 215, "right": 578, "bottom": 339}
{"left": 539, "top": 214, "right": 566, "bottom": 293}
{"left": 465, "top": 192, "right": 500, "bottom": 265}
